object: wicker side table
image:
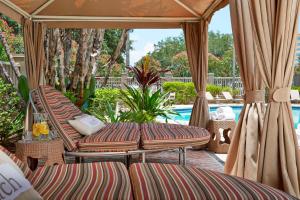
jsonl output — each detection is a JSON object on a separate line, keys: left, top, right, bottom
{"left": 15, "top": 139, "right": 64, "bottom": 170}
{"left": 207, "top": 120, "right": 236, "bottom": 153}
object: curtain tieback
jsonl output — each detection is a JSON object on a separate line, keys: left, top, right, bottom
{"left": 244, "top": 90, "right": 265, "bottom": 103}
{"left": 268, "top": 87, "right": 290, "bottom": 103}
{"left": 197, "top": 91, "right": 206, "bottom": 98}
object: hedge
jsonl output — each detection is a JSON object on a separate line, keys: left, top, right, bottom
{"left": 162, "top": 82, "right": 240, "bottom": 104}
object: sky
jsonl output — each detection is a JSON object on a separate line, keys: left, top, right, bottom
{"left": 130, "top": 5, "right": 232, "bottom": 65}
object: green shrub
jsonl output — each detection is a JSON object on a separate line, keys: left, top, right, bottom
{"left": 292, "top": 86, "right": 300, "bottom": 92}
{"left": 0, "top": 78, "right": 24, "bottom": 146}
{"left": 206, "top": 84, "right": 222, "bottom": 96}
{"left": 222, "top": 86, "right": 240, "bottom": 97}
{"left": 64, "top": 91, "right": 78, "bottom": 104}
{"left": 163, "top": 82, "right": 241, "bottom": 104}
{"left": 162, "top": 82, "right": 196, "bottom": 104}
{"left": 87, "top": 88, "right": 121, "bottom": 121}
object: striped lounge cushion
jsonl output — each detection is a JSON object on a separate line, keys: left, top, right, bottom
{"left": 140, "top": 123, "right": 210, "bottom": 149}
{"left": 34, "top": 86, "right": 140, "bottom": 152}
{"left": 78, "top": 123, "right": 140, "bottom": 152}
{"left": 29, "top": 162, "right": 133, "bottom": 200}
{"left": 129, "top": 163, "right": 296, "bottom": 200}
{"left": 33, "top": 86, "right": 82, "bottom": 151}
{"left": 0, "top": 146, "right": 32, "bottom": 178}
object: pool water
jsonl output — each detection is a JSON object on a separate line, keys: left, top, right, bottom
{"left": 166, "top": 105, "right": 300, "bottom": 128}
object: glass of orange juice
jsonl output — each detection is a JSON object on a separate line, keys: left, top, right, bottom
{"left": 33, "top": 113, "right": 49, "bottom": 140}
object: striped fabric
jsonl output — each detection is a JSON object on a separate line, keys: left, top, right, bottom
{"left": 141, "top": 123, "right": 210, "bottom": 149}
{"left": 0, "top": 146, "right": 32, "bottom": 178}
{"left": 78, "top": 123, "right": 140, "bottom": 152}
{"left": 33, "top": 86, "right": 82, "bottom": 151}
{"left": 29, "top": 162, "right": 133, "bottom": 200}
{"left": 33, "top": 86, "right": 140, "bottom": 152}
{"left": 129, "top": 163, "right": 297, "bottom": 200}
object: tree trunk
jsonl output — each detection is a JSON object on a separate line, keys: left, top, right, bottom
{"left": 102, "top": 29, "right": 129, "bottom": 87}
{"left": 0, "top": 29, "right": 21, "bottom": 78}
{"left": 0, "top": 62, "right": 14, "bottom": 85}
{"left": 84, "top": 29, "right": 105, "bottom": 87}
{"left": 91, "top": 29, "right": 105, "bottom": 75}
{"left": 56, "top": 29, "right": 66, "bottom": 92}
{"left": 46, "top": 28, "right": 58, "bottom": 86}
{"left": 79, "top": 29, "right": 95, "bottom": 94}
{"left": 62, "top": 29, "right": 72, "bottom": 80}
{"left": 43, "top": 29, "right": 49, "bottom": 83}
{"left": 71, "top": 29, "right": 89, "bottom": 96}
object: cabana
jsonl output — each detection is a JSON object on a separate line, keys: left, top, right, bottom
{"left": 1, "top": 0, "right": 300, "bottom": 197}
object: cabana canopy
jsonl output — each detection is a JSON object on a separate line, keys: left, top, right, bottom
{"left": 0, "top": 0, "right": 227, "bottom": 28}
{"left": 1, "top": 0, "right": 300, "bottom": 198}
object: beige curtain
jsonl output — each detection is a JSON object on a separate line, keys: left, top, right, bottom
{"left": 250, "top": 1, "right": 300, "bottom": 197}
{"left": 22, "top": 19, "right": 45, "bottom": 131}
{"left": 23, "top": 19, "right": 45, "bottom": 89}
{"left": 183, "top": 21, "right": 209, "bottom": 128}
{"left": 224, "top": 0, "right": 265, "bottom": 181}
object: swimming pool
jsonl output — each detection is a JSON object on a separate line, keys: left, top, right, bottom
{"left": 162, "top": 105, "right": 300, "bottom": 128}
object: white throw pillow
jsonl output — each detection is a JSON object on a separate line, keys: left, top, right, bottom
{"left": 0, "top": 151, "right": 24, "bottom": 176}
{"left": 68, "top": 115, "right": 105, "bottom": 136}
{"left": 0, "top": 163, "right": 42, "bottom": 200}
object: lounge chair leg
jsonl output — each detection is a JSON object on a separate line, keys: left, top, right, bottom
{"left": 75, "top": 156, "right": 82, "bottom": 163}
{"left": 141, "top": 152, "right": 146, "bottom": 163}
{"left": 183, "top": 147, "right": 186, "bottom": 166}
{"left": 125, "top": 155, "right": 131, "bottom": 168}
{"left": 178, "top": 148, "right": 182, "bottom": 165}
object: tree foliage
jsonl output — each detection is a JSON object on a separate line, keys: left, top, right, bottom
{"left": 144, "top": 31, "right": 236, "bottom": 77}
{"left": 151, "top": 36, "right": 185, "bottom": 70}
{"left": 0, "top": 17, "right": 24, "bottom": 61}
{"left": 0, "top": 78, "right": 24, "bottom": 145}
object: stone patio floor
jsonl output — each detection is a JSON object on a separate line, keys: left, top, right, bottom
{"left": 66, "top": 148, "right": 225, "bottom": 173}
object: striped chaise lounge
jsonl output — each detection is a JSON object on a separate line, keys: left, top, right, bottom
{"left": 31, "top": 85, "right": 210, "bottom": 165}
{"left": 140, "top": 123, "right": 210, "bottom": 164}
{"left": 129, "top": 163, "right": 297, "bottom": 200}
{"left": 31, "top": 85, "right": 140, "bottom": 161}
{"left": 0, "top": 146, "right": 133, "bottom": 200}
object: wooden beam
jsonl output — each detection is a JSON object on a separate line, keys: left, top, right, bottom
{"left": 0, "top": 0, "right": 30, "bottom": 18}
{"left": 32, "top": 15, "right": 200, "bottom": 23}
{"left": 173, "top": 0, "right": 200, "bottom": 17}
{"left": 31, "top": 0, "right": 56, "bottom": 16}
{"left": 203, "top": 0, "right": 224, "bottom": 19}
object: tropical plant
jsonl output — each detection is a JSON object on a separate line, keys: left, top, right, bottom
{"left": 0, "top": 78, "right": 24, "bottom": 146}
{"left": 18, "top": 75, "right": 30, "bottom": 103}
{"left": 119, "top": 85, "right": 176, "bottom": 123}
{"left": 120, "top": 56, "right": 176, "bottom": 123}
{"left": 128, "top": 56, "right": 168, "bottom": 91}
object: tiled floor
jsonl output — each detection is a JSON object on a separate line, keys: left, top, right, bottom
{"left": 144, "top": 149, "right": 224, "bottom": 172}
{"left": 66, "top": 148, "right": 225, "bottom": 173}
